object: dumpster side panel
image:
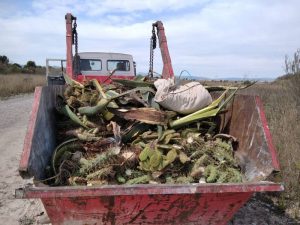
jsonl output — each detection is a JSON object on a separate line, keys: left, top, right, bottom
{"left": 255, "top": 96, "right": 280, "bottom": 170}
{"left": 227, "top": 95, "right": 278, "bottom": 181}
{"left": 42, "top": 192, "right": 252, "bottom": 225}
{"left": 19, "top": 87, "right": 42, "bottom": 178}
{"left": 19, "top": 85, "right": 64, "bottom": 179}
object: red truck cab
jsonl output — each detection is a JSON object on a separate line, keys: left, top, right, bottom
{"left": 46, "top": 52, "right": 136, "bottom": 85}
{"left": 76, "top": 52, "right": 136, "bottom": 83}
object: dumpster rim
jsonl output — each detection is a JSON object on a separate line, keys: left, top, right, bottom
{"left": 17, "top": 182, "right": 284, "bottom": 199}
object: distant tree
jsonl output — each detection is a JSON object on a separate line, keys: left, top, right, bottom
{"left": 25, "top": 61, "right": 37, "bottom": 68}
{"left": 0, "top": 55, "right": 9, "bottom": 65}
{"left": 12, "top": 63, "right": 22, "bottom": 68}
{"left": 8, "top": 63, "right": 22, "bottom": 73}
{"left": 23, "top": 60, "right": 37, "bottom": 73}
{"left": 0, "top": 55, "right": 9, "bottom": 74}
{"left": 243, "top": 80, "right": 252, "bottom": 86}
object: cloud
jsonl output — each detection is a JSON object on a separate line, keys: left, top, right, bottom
{"left": 31, "top": 0, "right": 207, "bottom": 16}
{"left": 0, "top": 0, "right": 299, "bottom": 78}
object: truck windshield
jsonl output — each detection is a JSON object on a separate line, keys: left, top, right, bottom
{"left": 80, "top": 59, "right": 102, "bottom": 71}
{"left": 107, "top": 60, "right": 130, "bottom": 71}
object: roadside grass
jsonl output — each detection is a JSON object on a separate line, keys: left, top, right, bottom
{"left": 240, "top": 74, "right": 300, "bottom": 219}
{"left": 0, "top": 74, "right": 46, "bottom": 98}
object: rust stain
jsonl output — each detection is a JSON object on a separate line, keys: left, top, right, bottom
{"left": 126, "top": 202, "right": 153, "bottom": 224}
{"left": 100, "top": 196, "right": 116, "bottom": 225}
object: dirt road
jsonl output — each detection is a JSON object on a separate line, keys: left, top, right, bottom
{"left": 0, "top": 94, "right": 297, "bottom": 225}
{"left": 0, "top": 94, "right": 47, "bottom": 225}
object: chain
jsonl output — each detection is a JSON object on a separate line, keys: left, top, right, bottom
{"left": 72, "top": 19, "right": 79, "bottom": 78}
{"left": 148, "top": 37, "right": 154, "bottom": 77}
{"left": 148, "top": 25, "right": 156, "bottom": 78}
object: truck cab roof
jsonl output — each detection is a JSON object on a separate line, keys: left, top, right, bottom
{"left": 78, "top": 52, "right": 133, "bottom": 60}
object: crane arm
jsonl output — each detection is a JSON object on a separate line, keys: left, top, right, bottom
{"left": 65, "top": 13, "right": 77, "bottom": 79}
{"left": 152, "top": 21, "right": 174, "bottom": 79}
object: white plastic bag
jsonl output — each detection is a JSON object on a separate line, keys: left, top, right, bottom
{"left": 154, "top": 79, "right": 212, "bottom": 114}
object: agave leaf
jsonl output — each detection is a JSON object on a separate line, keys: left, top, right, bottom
{"left": 106, "top": 90, "right": 119, "bottom": 108}
{"left": 204, "top": 81, "right": 256, "bottom": 92}
{"left": 157, "top": 125, "right": 163, "bottom": 140}
{"left": 76, "top": 132, "right": 101, "bottom": 141}
{"left": 189, "top": 88, "right": 231, "bottom": 116}
{"left": 150, "top": 95, "right": 160, "bottom": 109}
{"left": 103, "top": 110, "right": 114, "bottom": 120}
{"left": 109, "top": 107, "right": 169, "bottom": 125}
{"left": 176, "top": 88, "right": 230, "bottom": 122}
{"left": 82, "top": 115, "right": 98, "bottom": 128}
{"left": 78, "top": 86, "right": 118, "bottom": 116}
{"left": 204, "top": 86, "right": 238, "bottom": 91}
{"left": 63, "top": 73, "right": 84, "bottom": 88}
{"left": 112, "top": 79, "right": 155, "bottom": 88}
{"left": 141, "top": 91, "right": 150, "bottom": 103}
{"left": 217, "top": 87, "right": 238, "bottom": 110}
{"left": 134, "top": 75, "right": 146, "bottom": 81}
{"left": 92, "top": 79, "right": 106, "bottom": 98}
{"left": 78, "top": 87, "right": 155, "bottom": 116}
{"left": 78, "top": 98, "right": 110, "bottom": 116}
{"left": 59, "top": 105, "right": 88, "bottom": 128}
{"left": 169, "top": 88, "right": 238, "bottom": 128}
{"left": 51, "top": 138, "right": 80, "bottom": 174}
{"left": 208, "top": 88, "right": 231, "bottom": 109}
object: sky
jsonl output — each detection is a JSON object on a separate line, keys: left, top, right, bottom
{"left": 0, "top": 0, "right": 299, "bottom": 79}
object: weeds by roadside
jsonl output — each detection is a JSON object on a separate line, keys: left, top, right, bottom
{"left": 240, "top": 73, "right": 300, "bottom": 220}
{"left": 0, "top": 74, "right": 45, "bottom": 98}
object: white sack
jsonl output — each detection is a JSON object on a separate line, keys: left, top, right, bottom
{"left": 154, "top": 79, "right": 212, "bottom": 114}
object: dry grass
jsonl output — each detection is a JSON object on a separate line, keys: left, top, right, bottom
{"left": 0, "top": 74, "right": 46, "bottom": 98}
{"left": 239, "top": 74, "right": 300, "bottom": 218}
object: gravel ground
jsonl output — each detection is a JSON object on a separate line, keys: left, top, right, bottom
{"left": 0, "top": 94, "right": 47, "bottom": 225}
{"left": 0, "top": 94, "right": 298, "bottom": 225}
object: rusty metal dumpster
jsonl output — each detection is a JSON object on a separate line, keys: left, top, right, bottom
{"left": 17, "top": 85, "right": 283, "bottom": 225}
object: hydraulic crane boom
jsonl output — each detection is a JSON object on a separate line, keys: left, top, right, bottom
{"left": 152, "top": 21, "right": 174, "bottom": 79}
{"left": 65, "top": 13, "right": 75, "bottom": 79}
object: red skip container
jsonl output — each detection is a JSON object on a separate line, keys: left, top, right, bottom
{"left": 17, "top": 86, "right": 283, "bottom": 225}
